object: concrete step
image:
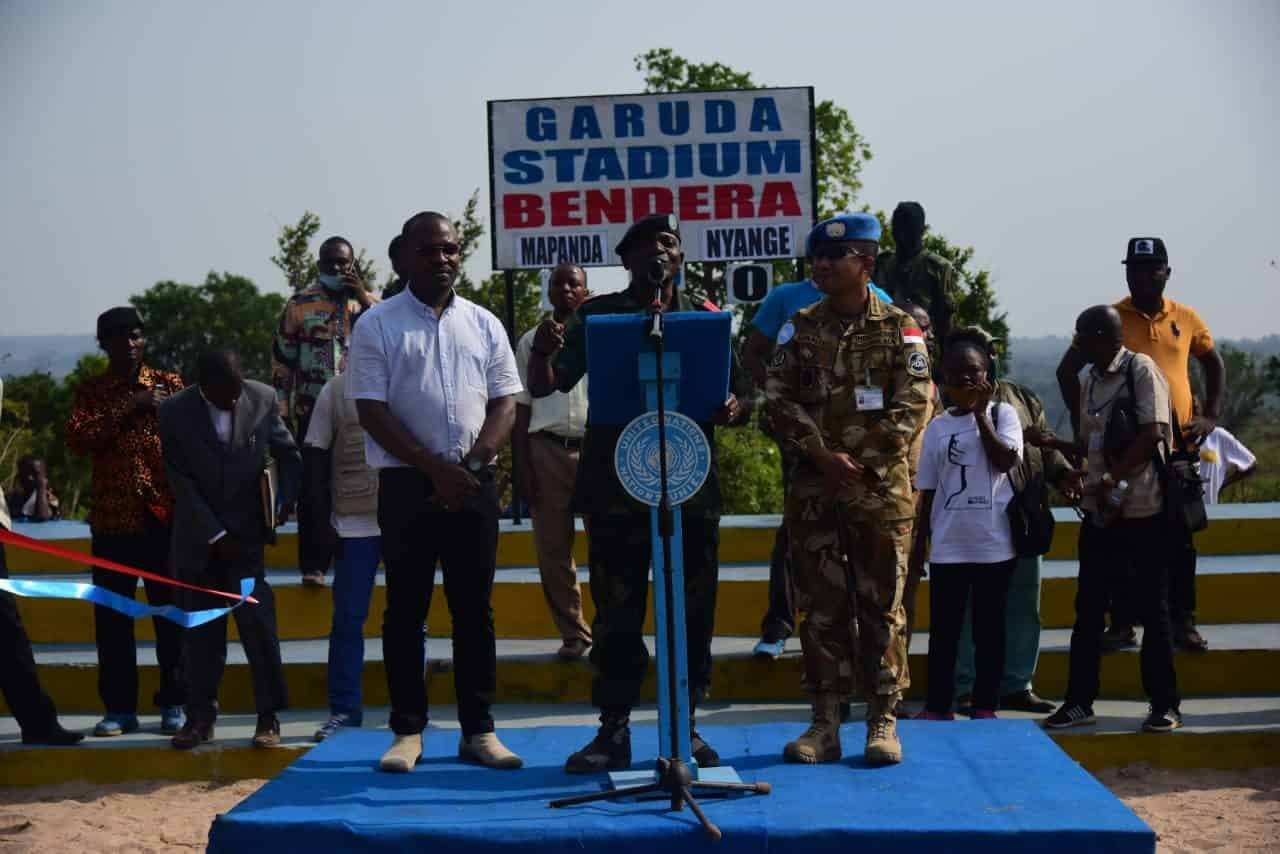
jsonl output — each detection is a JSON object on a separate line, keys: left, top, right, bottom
{"left": 8, "top": 504, "right": 1280, "bottom": 573}
{"left": 15, "top": 554, "right": 1280, "bottom": 644}
{"left": 7, "top": 624, "right": 1278, "bottom": 716}
{"left": 2, "top": 698, "right": 1277, "bottom": 785}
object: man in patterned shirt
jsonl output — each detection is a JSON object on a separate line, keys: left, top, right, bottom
{"left": 272, "top": 236, "right": 378, "bottom": 585}
{"left": 67, "top": 306, "right": 187, "bottom": 737}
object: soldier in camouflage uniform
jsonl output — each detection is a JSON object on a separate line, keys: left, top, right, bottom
{"left": 765, "top": 213, "right": 933, "bottom": 766}
{"left": 272, "top": 235, "right": 378, "bottom": 584}
{"left": 526, "top": 214, "right": 750, "bottom": 775}
{"left": 873, "top": 202, "right": 964, "bottom": 349}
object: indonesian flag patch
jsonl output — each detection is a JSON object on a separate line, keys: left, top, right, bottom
{"left": 902, "top": 328, "right": 925, "bottom": 345}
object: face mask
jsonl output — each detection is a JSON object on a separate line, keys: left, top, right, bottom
{"left": 318, "top": 272, "right": 345, "bottom": 291}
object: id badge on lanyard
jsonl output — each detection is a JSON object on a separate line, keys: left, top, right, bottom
{"left": 855, "top": 368, "right": 884, "bottom": 412}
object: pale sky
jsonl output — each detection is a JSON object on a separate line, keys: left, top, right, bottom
{"left": 3, "top": 0, "right": 1277, "bottom": 338}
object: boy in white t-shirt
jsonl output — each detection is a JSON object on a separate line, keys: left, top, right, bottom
{"left": 910, "top": 338, "right": 1023, "bottom": 720}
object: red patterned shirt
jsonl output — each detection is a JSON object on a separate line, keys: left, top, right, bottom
{"left": 66, "top": 364, "right": 184, "bottom": 535}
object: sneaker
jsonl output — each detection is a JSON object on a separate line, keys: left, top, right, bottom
{"left": 1141, "top": 707, "right": 1183, "bottom": 733}
{"left": 160, "top": 706, "right": 186, "bottom": 734}
{"left": 913, "top": 710, "right": 955, "bottom": 721}
{"left": 252, "top": 713, "right": 281, "bottom": 748}
{"left": 690, "top": 727, "right": 720, "bottom": 768}
{"left": 459, "top": 732, "right": 523, "bottom": 769}
{"left": 1100, "top": 624, "right": 1138, "bottom": 652}
{"left": 93, "top": 713, "right": 140, "bottom": 737}
{"left": 21, "top": 724, "right": 84, "bottom": 746}
{"left": 379, "top": 733, "right": 422, "bottom": 773}
{"left": 999, "top": 690, "right": 1056, "bottom": 713}
{"left": 1043, "top": 703, "right": 1095, "bottom": 729}
{"left": 752, "top": 637, "right": 786, "bottom": 659}
{"left": 301, "top": 570, "right": 326, "bottom": 587}
{"left": 557, "top": 638, "right": 591, "bottom": 660}
{"left": 970, "top": 709, "right": 998, "bottom": 720}
{"left": 314, "top": 713, "right": 357, "bottom": 742}
{"left": 565, "top": 714, "right": 631, "bottom": 774}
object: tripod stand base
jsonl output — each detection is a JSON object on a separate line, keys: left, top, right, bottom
{"left": 608, "top": 764, "right": 744, "bottom": 796}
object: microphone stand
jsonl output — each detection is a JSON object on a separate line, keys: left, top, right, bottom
{"left": 549, "top": 265, "right": 770, "bottom": 841}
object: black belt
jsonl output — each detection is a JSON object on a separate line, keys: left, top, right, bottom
{"left": 533, "top": 431, "right": 583, "bottom": 450}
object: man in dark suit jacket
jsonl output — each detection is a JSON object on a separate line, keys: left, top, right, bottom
{"left": 158, "top": 349, "right": 300, "bottom": 749}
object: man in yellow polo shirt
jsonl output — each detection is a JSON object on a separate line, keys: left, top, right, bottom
{"left": 1057, "top": 237, "right": 1225, "bottom": 653}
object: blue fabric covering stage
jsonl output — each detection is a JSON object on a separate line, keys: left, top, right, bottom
{"left": 208, "top": 722, "right": 1153, "bottom": 853}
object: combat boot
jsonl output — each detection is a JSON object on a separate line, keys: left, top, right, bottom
{"left": 783, "top": 693, "right": 842, "bottom": 764}
{"left": 565, "top": 711, "right": 631, "bottom": 774}
{"left": 865, "top": 694, "right": 902, "bottom": 766}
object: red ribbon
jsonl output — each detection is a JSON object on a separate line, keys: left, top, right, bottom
{"left": 0, "top": 528, "right": 259, "bottom": 605}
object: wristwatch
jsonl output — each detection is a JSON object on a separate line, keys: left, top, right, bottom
{"left": 465, "top": 456, "right": 485, "bottom": 475}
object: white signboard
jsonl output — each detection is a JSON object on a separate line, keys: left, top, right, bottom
{"left": 488, "top": 88, "right": 816, "bottom": 270}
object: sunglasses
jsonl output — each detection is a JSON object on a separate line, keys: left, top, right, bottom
{"left": 810, "top": 244, "right": 870, "bottom": 262}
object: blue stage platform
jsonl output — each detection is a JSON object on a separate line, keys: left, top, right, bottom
{"left": 208, "top": 722, "right": 1153, "bottom": 853}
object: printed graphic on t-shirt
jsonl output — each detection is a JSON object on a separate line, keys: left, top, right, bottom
{"left": 941, "top": 424, "right": 993, "bottom": 511}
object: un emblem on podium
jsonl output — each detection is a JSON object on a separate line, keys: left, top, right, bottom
{"left": 614, "top": 411, "right": 712, "bottom": 507}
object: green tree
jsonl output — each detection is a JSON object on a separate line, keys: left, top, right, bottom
{"left": 130, "top": 273, "right": 286, "bottom": 383}
{"left": 1190, "top": 344, "right": 1272, "bottom": 431}
{"left": 272, "top": 211, "right": 381, "bottom": 293}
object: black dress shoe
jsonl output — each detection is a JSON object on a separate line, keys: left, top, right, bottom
{"left": 999, "top": 690, "right": 1056, "bottom": 713}
{"left": 171, "top": 718, "right": 215, "bottom": 750}
{"left": 21, "top": 724, "right": 84, "bottom": 746}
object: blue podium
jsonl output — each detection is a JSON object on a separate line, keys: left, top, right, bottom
{"left": 549, "top": 308, "right": 770, "bottom": 840}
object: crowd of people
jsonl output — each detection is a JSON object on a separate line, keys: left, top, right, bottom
{"left": 0, "top": 202, "right": 1259, "bottom": 776}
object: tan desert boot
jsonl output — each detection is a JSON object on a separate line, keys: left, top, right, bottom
{"left": 865, "top": 694, "right": 902, "bottom": 766}
{"left": 459, "top": 732, "right": 523, "bottom": 769}
{"left": 379, "top": 733, "right": 422, "bottom": 773}
{"left": 783, "top": 693, "right": 842, "bottom": 763}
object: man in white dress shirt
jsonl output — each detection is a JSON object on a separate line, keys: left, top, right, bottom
{"left": 347, "top": 211, "right": 524, "bottom": 772}
{"left": 514, "top": 263, "right": 592, "bottom": 660}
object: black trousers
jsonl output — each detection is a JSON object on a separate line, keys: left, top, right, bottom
{"left": 182, "top": 549, "right": 286, "bottom": 720}
{"left": 1067, "top": 515, "right": 1179, "bottom": 710}
{"left": 379, "top": 468, "right": 498, "bottom": 738}
{"left": 1168, "top": 532, "right": 1197, "bottom": 625}
{"left": 926, "top": 559, "right": 1016, "bottom": 714}
{"left": 0, "top": 544, "right": 61, "bottom": 737}
{"left": 586, "top": 512, "right": 719, "bottom": 715}
{"left": 760, "top": 446, "right": 796, "bottom": 643}
{"left": 296, "top": 413, "right": 336, "bottom": 578}
{"left": 91, "top": 518, "right": 186, "bottom": 713}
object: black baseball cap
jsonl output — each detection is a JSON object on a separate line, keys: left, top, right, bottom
{"left": 615, "top": 213, "right": 680, "bottom": 257}
{"left": 1122, "top": 237, "right": 1168, "bottom": 265}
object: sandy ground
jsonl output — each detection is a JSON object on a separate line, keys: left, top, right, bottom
{"left": 0, "top": 766, "right": 1276, "bottom": 852}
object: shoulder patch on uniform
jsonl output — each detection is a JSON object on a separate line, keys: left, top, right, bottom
{"left": 907, "top": 351, "right": 930, "bottom": 378}
{"left": 776, "top": 321, "right": 796, "bottom": 347}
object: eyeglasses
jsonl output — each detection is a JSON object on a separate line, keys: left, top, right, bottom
{"left": 810, "top": 244, "right": 869, "bottom": 262}
{"left": 416, "top": 242, "right": 461, "bottom": 257}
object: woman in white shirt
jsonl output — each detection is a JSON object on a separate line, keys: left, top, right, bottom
{"left": 910, "top": 334, "right": 1024, "bottom": 720}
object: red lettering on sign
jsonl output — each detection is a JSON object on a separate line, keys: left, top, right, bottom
{"left": 678, "top": 185, "right": 711, "bottom": 221}
{"left": 632, "top": 187, "right": 675, "bottom": 220}
{"left": 585, "top": 189, "right": 627, "bottom": 225}
{"left": 549, "top": 191, "right": 583, "bottom": 226}
{"left": 713, "top": 184, "right": 755, "bottom": 219}
{"left": 757, "top": 181, "right": 802, "bottom": 217}
{"left": 503, "top": 194, "right": 544, "bottom": 228}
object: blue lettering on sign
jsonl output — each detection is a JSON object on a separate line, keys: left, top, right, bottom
{"left": 614, "top": 103, "right": 645, "bottom": 137}
{"left": 746, "top": 140, "right": 801, "bottom": 175}
{"left": 526, "top": 107, "right": 556, "bottom": 142}
{"left": 503, "top": 150, "right": 543, "bottom": 184}
{"left": 673, "top": 144, "right": 694, "bottom": 179}
{"left": 582, "top": 147, "right": 625, "bottom": 182}
{"left": 658, "top": 101, "right": 690, "bottom": 136}
{"left": 748, "top": 97, "right": 782, "bottom": 132}
{"left": 569, "top": 106, "right": 603, "bottom": 140}
{"left": 545, "top": 149, "right": 585, "bottom": 182}
{"left": 699, "top": 143, "right": 740, "bottom": 178}
{"left": 705, "top": 100, "right": 735, "bottom": 134}
{"left": 628, "top": 146, "right": 669, "bottom": 180}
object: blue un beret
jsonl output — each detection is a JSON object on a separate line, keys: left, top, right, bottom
{"left": 806, "top": 212, "right": 882, "bottom": 255}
